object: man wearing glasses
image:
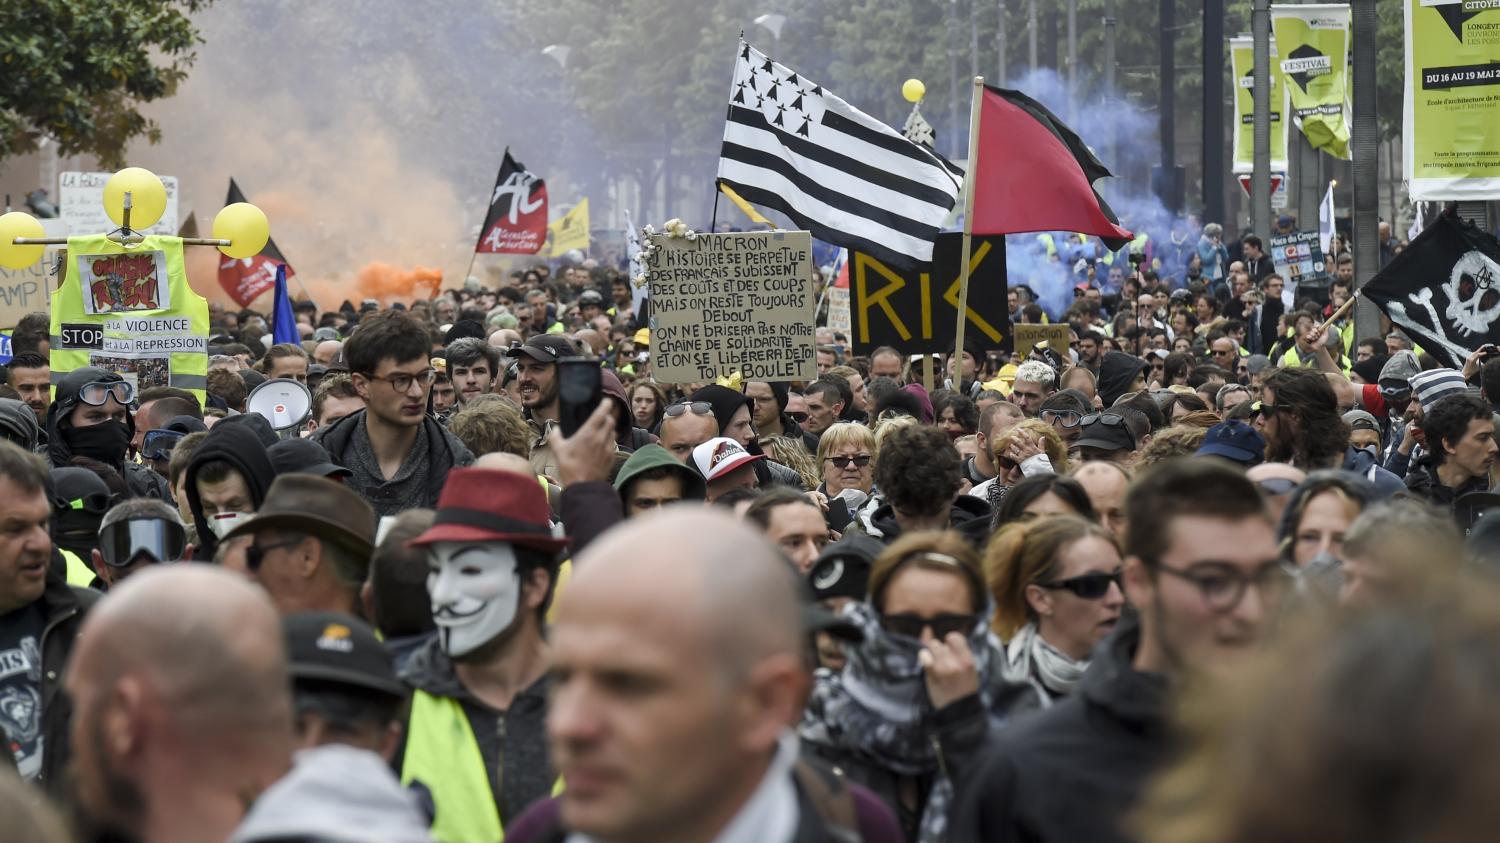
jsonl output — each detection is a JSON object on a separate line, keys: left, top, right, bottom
{"left": 314, "top": 311, "right": 474, "bottom": 518}
{"left": 954, "top": 460, "right": 1283, "bottom": 843}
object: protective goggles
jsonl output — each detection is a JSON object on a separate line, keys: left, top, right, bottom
{"left": 77, "top": 381, "right": 136, "bottom": 407}
{"left": 141, "top": 429, "right": 186, "bottom": 462}
{"left": 98, "top": 517, "right": 187, "bottom": 567}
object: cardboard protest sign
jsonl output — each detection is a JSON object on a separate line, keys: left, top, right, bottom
{"left": 647, "top": 230, "right": 815, "bottom": 382}
{"left": 1013, "top": 323, "right": 1071, "bottom": 359}
{"left": 848, "top": 233, "right": 1010, "bottom": 356}
{"left": 60, "top": 171, "right": 178, "bottom": 236}
{"left": 0, "top": 219, "right": 68, "bottom": 330}
{"left": 1270, "top": 230, "right": 1329, "bottom": 289}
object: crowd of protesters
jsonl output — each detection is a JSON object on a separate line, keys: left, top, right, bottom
{"left": 0, "top": 220, "right": 1497, "bottom": 843}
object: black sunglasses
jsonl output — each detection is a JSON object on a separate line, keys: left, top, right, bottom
{"left": 1038, "top": 570, "right": 1123, "bottom": 599}
{"left": 826, "top": 454, "right": 871, "bottom": 469}
{"left": 787, "top": 411, "right": 809, "bottom": 423}
{"left": 879, "top": 612, "right": 977, "bottom": 640}
{"left": 245, "top": 538, "right": 303, "bottom": 572}
{"left": 664, "top": 401, "right": 713, "bottom": 418}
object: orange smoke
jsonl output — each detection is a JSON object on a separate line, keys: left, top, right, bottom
{"left": 354, "top": 262, "right": 444, "bottom": 305}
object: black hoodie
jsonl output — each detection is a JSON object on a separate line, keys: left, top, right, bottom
{"left": 866, "top": 495, "right": 993, "bottom": 549}
{"left": 183, "top": 422, "right": 279, "bottom": 559}
{"left": 950, "top": 615, "right": 1168, "bottom": 843}
{"left": 46, "top": 367, "right": 169, "bottom": 501}
{"left": 1096, "top": 351, "right": 1148, "bottom": 408}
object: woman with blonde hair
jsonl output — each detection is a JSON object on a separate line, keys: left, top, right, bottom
{"left": 985, "top": 515, "right": 1126, "bottom": 706}
{"left": 816, "top": 422, "right": 878, "bottom": 498}
{"left": 970, "top": 418, "right": 1069, "bottom": 512}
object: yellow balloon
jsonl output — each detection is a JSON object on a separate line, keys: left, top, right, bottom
{"left": 0, "top": 212, "right": 45, "bottom": 270}
{"left": 902, "top": 78, "right": 926, "bottom": 103}
{"left": 213, "top": 203, "right": 270, "bottom": 259}
{"left": 102, "top": 167, "right": 168, "bottom": 230}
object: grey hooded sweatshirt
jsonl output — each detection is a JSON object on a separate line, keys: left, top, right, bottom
{"left": 231, "top": 744, "right": 434, "bottom": 843}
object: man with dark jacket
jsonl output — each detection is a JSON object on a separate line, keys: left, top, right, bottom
{"left": 315, "top": 310, "right": 474, "bottom": 517}
{"left": 1407, "top": 393, "right": 1497, "bottom": 518}
{"left": 504, "top": 509, "right": 902, "bottom": 843}
{"left": 746, "top": 380, "right": 819, "bottom": 454}
{"left": 46, "top": 367, "right": 169, "bottom": 501}
{"left": 863, "top": 424, "right": 991, "bottom": 547}
{"left": 0, "top": 441, "right": 96, "bottom": 793}
{"left": 951, "top": 460, "right": 1282, "bottom": 843}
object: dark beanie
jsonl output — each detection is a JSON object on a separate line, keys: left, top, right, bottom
{"left": 689, "top": 385, "right": 753, "bottom": 436}
{"left": 768, "top": 381, "right": 790, "bottom": 412}
{"left": 444, "top": 319, "right": 486, "bottom": 345}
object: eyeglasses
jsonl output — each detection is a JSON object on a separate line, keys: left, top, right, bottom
{"left": 1156, "top": 560, "right": 1292, "bottom": 612}
{"left": 363, "top": 369, "right": 437, "bottom": 392}
{"left": 1254, "top": 476, "right": 1299, "bottom": 496}
{"left": 1257, "top": 401, "right": 1286, "bottom": 416}
{"left": 78, "top": 380, "right": 135, "bottom": 407}
{"left": 1040, "top": 409, "right": 1083, "bottom": 428}
{"left": 245, "top": 537, "right": 305, "bottom": 572}
{"left": 141, "top": 429, "right": 186, "bottom": 462}
{"left": 826, "top": 454, "right": 871, "bottom": 469}
{"left": 787, "top": 412, "right": 809, "bottom": 423}
{"left": 879, "top": 611, "right": 979, "bottom": 640}
{"left": 664, "top": 401, "right": 713, "bottom": 418}
{"left": 1037, "top": 569, "right": 1123, "bottom": 599}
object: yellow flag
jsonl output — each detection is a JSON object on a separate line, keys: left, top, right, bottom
{"left": 546, "top": 199, "right": 591, "bottom": 257}
{"left": 719, "top": 183, "right": 770, "bottom": 226}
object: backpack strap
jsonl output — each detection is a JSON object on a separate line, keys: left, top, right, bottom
{"left": 792, "top": 758, "right": 861, "bottom": 842}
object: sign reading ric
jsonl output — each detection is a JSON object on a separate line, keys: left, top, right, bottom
{"left": 849, "top": 233, "right": 1011, "bottom": 356}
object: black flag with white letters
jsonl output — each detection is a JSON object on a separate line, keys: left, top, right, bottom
{"left": 1362, "top": 214, "right": 1500, "bottom": 370}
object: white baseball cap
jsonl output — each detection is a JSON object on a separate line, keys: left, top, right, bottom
{"left": 691, "top": 437, "right": 765, "bottom": 482}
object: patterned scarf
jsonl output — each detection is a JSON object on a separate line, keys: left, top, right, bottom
{"left": 800, "top": 602, "right": 1006, "bottom": 843}
{"left": 1002, "top": 621, "right": 1089, "bottom": 701}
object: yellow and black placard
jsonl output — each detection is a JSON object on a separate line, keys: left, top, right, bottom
{"left": 849, "top": 232, "right": 1011, "bottom": 357}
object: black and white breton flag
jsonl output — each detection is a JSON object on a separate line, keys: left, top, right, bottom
{"left": 1363, "top": 214, "right": 1500, "bottom": 369}
{"left": 717, "top": 40, "right": 963, "bottom": 270}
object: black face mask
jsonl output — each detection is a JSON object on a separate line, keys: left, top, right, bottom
{"left": 63, "top": 420, "right": 131, "bottom": 466}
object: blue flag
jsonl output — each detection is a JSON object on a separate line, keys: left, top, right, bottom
{"left": 271, "top": 264, "right": 299, "bottom": 346}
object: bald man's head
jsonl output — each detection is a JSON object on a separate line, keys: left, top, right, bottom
{"left": 550, "top": 510, "right": 808, "bottom": 842}
{"left": 67, "top": 566, "right": 292, "bottom": 837}
{"left": 474, "top": 452, "right": 537, "bottom": 477}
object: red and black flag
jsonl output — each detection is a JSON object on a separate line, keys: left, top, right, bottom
{"left": 968, "top": 86, "right": 1133, "bottom": 251}
{"left": 217, "top": 178, "right": 295, "bottom": 308}
{"left": 475, "top": 150, "right": 547, "bottom": 254}
{"left": 1362, "top": 213, "right": 1500, "bottom": 369}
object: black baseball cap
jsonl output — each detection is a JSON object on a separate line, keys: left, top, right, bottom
{"left": 808, "top": 534, "right": 883, "bottom": 602}
{"left": 267, "top": 437, "right": 352, "bottom": 480}
{"left": 1074, "top": 413, "right": 1136, "bottom": 452}
{"left": 283, "top": 612, "right": 406, "bottom": 699}
{"left": 505, "top": 334, "right": 576, "bottom": 363}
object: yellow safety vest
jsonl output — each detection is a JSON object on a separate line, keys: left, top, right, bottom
{"left": 61, "top": 548, "right": 93, "bottom": 588}
{"left": 402, "top": 690, "right": 565, "bottom": 843}
{"left": 402, "top": 690, "right": 503, "bottom": 843}
{"left": 49, "top": 235, "right": 209, "bottom": 404}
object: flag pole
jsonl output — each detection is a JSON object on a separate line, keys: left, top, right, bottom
{"left": 953, "top": 76, "right": 984, "bottom": 389}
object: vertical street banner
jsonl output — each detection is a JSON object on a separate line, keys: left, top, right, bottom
{"left": 1404, "top": 0, "right": 1500, "bottom": 200}
{"left": 847, "top": 232, "right": 1011, "bottom": 357}
{"left": 1270, "top": 4, "right": 1353, "bottom": 160}
{"left": 475, "top": 150, "right": 548, "bottom": 254}
{"left": 646, "top": 231, "right": 815, "bottom": 382}
{"left": 1229, "top": 36, "right": 1290, "bottom": 175}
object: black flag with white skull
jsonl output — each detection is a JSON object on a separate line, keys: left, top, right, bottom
{"left": 1362, "top": 214, "right": 1500, "bottom": 370}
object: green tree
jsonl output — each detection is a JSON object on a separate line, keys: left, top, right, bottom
{"left": 0, "top": 0, "right": 211, "bottom": 167}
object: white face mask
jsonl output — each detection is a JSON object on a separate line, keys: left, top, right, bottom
{"left": 427, "top": 542, "right": 521, "bottom": 658}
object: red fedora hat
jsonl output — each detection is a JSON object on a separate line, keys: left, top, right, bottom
{"left": 409, "top": 468, "right": 569, "bottom": 553}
